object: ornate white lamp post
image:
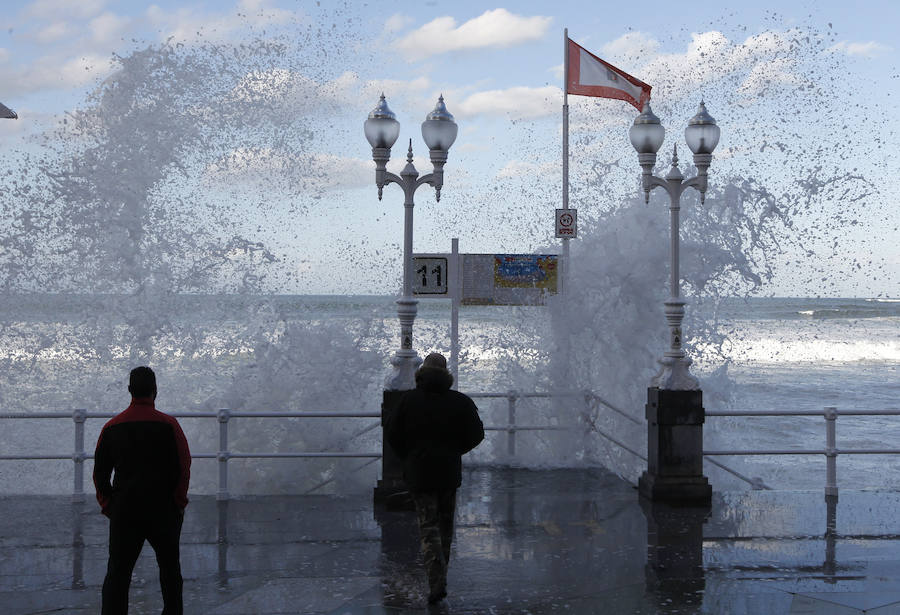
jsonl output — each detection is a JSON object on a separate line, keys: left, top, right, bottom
{"left": 629, "top": 102, "right": 720, "bottom": 390}
{"left": 365, "top": 93, "right": 457, "bottom": 504}
{"left": 365, "top": 93, "right": 458, "bottom": 390}
{"left": 630, "top": 101, "right": 720, "bottom": 505}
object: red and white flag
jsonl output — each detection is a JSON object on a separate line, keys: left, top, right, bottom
{"left": 566, "top": 38, "right": 651, "bottom": 111}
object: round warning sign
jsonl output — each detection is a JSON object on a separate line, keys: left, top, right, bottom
{"left": 555, "top": 208, "right": 577, "bottom": 238}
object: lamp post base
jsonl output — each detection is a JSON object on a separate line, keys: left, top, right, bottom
{"left": 651, "top": 356, "right": 700, "bottom": 391}
{"left": 374, "top": 389, "right": 415, "bottom": 511}
{"left": 639, "top": 387, "right": 711, "bottom": 506}
{"left": 379, "top": 350, "right": 419, "bottom": 509}
{"left": 384, "top": 350, "right": 420, "bottom": 391}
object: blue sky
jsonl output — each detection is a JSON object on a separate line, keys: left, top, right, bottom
{"left": 0, "top": 1, "right": 898, "bottom": 296}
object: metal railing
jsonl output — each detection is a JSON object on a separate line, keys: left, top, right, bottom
{"left": 0, "top": 409, "right": 385, "bottom": 502}
{"left": 1, "top": 389, "right": 630, "bottom": 502}
{"left": 705, "top": 406, "right": 900, "bottom": 496}
{"left": 16, "top": 392, "right": 864, "bottom": 501}
{"left": 470, "top": 390, "right": 633, "bottom": 457}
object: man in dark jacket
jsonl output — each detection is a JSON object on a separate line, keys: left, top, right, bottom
{"left": 93, "top": 366, "right": 191, "bottom": 615}
{"left": 385, "top": 352, "right": 484, "bottom": 604}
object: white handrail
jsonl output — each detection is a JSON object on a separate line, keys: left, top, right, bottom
{"left": 0, "top": 390, "right": 600, "bottom": 501}
{"left": 10, "top": 394, "right": 862, "bottom": 499}
{"left": 704, "top": 406, "right": 900, "bottom": 496}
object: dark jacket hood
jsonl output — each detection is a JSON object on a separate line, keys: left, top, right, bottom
{"left": 415, "top": 366, "right": 454, "bottom": 391}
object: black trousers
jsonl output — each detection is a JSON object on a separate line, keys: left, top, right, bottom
{"left": 411, "top": 489, "right": 457, "bottom": 595}
{"left": 101, "top": 508, "right": 184, "bottom": 615}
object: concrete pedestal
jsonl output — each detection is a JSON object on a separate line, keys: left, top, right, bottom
{"left": 639, "top": 387, "right": 711, "bottom": 506}
{"left": 373, "top": 390, "right": 414, "bottom": 510}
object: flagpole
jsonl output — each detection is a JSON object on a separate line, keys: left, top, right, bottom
{"left": 562, "top": 28, "right": 570, "bottom": 295}
{"left": 555, "top": 27, "right": 572, "bottom": 391}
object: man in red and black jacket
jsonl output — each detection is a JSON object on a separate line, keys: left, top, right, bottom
{"left": 93, "top": 366, "right": 191, "bottom": 615}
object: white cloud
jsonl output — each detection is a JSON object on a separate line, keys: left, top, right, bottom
{"left": 639, "top": 30, "right": 732, "bottom": 91}
{"left": 8, "top": 53, "right": 114, "bottom": 93}
{"left": 4, "top": 3, "right": 135, "bottom": 95}
{"left": 552, "top": 26, "right": 853, "bottom": 159}
{"left": 634, "top": 28, "right": 799, "bottom": 89}
{"left": 34, "top": 22, "right": 69, "bottom": 44}
{"left": 60, "top": 53, "right": 115, "bottom": 86}
{"left": 601, "top": 31, "right": 660, "bottom": 61}
{"left": 627, "top": 29, "right": 817, "bottom": 102}
{"left": 384, "top": 13, "right": 413, "bottom": 33}
{"left": 738, "top": 58, "right": 799, "bottom": 97}
{"left": 456, "top": 85, "right": 559, "bottom": 120}
{"left": 394, "top": 9, "right": 552, "bottom": 58}
{"left": 360, "top": 77, "right": 432, "bottom": 107}
{"left": 828, "top": 40, "right": 892, "bottom": 58}
{"left": 374, "top": 25, "right": 858, "bottom": 136}
{"left": 145, "top": 0, "right": 294, "bottom": 45}
{"left": 550, "top": 62, "right": 564, "bottom": 81}
{"left": 739, "top": 30, "right": 796, "bottom": 57}
{"left": 89, "top": 12, "right": 132, "bottom": 44}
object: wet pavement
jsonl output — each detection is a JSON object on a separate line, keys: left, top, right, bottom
{"left": 4, "top": 467, "right": 900, "bottom": 614}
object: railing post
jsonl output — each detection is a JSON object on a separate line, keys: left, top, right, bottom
{"left": 824, "top": 406, "right": 838, "bottom": 497}
{"left": 217, "top": 409, "right": 230, "bottom": 501}
{"left": 72, "top": 409, "right": 87, "bottom": 503}
{"left": 507, "top": 391, "right": 517, "bottom": 457}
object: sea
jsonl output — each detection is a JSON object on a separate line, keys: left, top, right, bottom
{"left": 0, "top": 294, "right": 897, "bottom": 496}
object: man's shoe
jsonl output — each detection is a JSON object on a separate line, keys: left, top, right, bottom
{"left": 427, "top": 587, "right": 447, "bottom": 604}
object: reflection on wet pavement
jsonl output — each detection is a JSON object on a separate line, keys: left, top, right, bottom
{"left": 4, "top": 468, "right": 900, "bottom": 613}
